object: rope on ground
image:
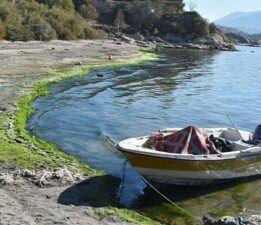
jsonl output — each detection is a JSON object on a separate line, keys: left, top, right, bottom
{"left": 140, "top": 175, "right": 201, "bottom": 223}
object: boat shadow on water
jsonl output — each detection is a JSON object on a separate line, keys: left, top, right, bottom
{"left": 57, "top": 174, "right": 260, "bottom": 225}
{"left": 57, "top": 172, "right": 260, "bottom": 208}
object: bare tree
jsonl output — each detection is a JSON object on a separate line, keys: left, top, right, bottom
{"left": 114, "top": 8, "right": 127, "bottom": 33}
{"left": 188, "top": 1, "right": 197, "bottom": 11}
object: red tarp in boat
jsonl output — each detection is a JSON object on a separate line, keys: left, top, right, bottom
{"left": 148, "top": 126, "right": 213, "bottom": 154}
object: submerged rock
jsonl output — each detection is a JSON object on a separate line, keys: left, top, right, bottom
{"left": 203, "top": 212, "right": 261, "bottom": 225}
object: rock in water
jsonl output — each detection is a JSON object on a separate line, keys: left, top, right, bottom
{"left": 203, "top": 212, "right": 261, "bottom": 225}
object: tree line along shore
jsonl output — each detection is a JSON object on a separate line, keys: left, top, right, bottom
{"left": 0, "top": 0, "right": 220, "bottom": 42}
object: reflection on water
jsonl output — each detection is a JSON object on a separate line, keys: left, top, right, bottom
{"left": 28, "top": 46, "right": 261, "bottom": 224}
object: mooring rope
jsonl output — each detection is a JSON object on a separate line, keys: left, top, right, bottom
{"left": 118, "top": 159, "right": 128, "bottom": 201}
{"left": 140, "top": 175, "right": 201, "bottom": 222}
{"left": 119, "top": 159, "right": 201, "bottom": 223}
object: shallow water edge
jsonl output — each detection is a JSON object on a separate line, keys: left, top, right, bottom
{"left": 3, "top": 47, "right": 161, "bottom": 225}
{"left": 26, "top": 46, "right": 261, "bottom": 225}
{"left": 13, "top": 48, "right": 159, "bottom": 172}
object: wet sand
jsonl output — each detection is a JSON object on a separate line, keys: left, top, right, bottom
{"left": 0, "top": 40, "right": 146, "bottom": 113}
{"left": 0, "top": 40, "right": 155, "bottom": 225}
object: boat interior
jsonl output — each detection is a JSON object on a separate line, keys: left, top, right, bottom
{"left": 146, "top": 126, "right": 261, "bottom": 154}
{"left": 205, "top": 128, "right": 253, "bottom": 151}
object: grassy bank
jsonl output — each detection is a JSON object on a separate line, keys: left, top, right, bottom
{"left": 10, "top": 48, "right": 158, "bottom": 172}
{"left": 0, "top": 47, "right": 160, "bottom": 224}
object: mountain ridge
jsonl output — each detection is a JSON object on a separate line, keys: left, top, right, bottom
{"left": 215, "top": 11, "right": 261, "bottom": 34}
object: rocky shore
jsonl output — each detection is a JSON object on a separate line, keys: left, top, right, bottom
{"left": 112, "top": 32, "right": 237, "bottom": 51}
{"left": 203, "top": 212, "right": 261, "bottom": 225}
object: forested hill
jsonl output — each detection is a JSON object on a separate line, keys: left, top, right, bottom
{"left": 0, "top": 0, "right": 216, "bottom": 42}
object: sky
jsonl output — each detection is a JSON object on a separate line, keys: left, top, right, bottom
{"left": 183, "top": 0, "right": 261, "bottom": 22}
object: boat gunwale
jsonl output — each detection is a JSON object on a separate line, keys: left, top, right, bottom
{"left": 117, "top": 143, "right": 261, "bottom": 161}
{"left": 117, "top": 128, "right": 261, "bottom": 161}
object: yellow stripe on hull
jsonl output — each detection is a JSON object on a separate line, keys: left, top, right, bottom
{"left": 122, "top": 151, "right": 261, "bottom": 172}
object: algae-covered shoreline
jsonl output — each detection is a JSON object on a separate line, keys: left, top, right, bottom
{"left": 0, "top": 40, "right": 161, "bottom": 225}
{"left": 12, "top": 47, "right": 158, "bottom": 173}
{"left": 1, "top": 40, "right": 259, "bottom": 225}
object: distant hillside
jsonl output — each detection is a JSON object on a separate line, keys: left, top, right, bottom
{"left": 0, "top": 0, "right": 213, "bottom": 42}
{"left": 217, "top": 25, "right": 261, "bottom": 45}
{"left": 215, "top": 11, "right": 261, "bottom": 34}
{"left": 217, "top": 25, "right": 248, "bottom": 36}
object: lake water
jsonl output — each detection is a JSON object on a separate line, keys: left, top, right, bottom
{"left": 28, "top": 46, "right": 261, "bottom": 224}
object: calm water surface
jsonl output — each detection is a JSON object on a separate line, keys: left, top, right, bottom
{"left": 28, "top": 46, "right": 261, "bottom": 224}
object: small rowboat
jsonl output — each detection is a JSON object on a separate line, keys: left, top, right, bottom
{"left": 116, "top": 126, "right": 261, "bottom": 185}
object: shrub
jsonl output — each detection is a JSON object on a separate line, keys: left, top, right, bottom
{"left": 0, "top": 22, "right": 5, "bottom": 40}
{"left": 125, "top": 1, "right": 158, "bottom": 34}
{"left": 66, "top": 17, "right": 85, "bottom": 39}
{"left": 45, "top": 7, "right": 80, "bottom": 39}
{"left": 0, "top": 4, "right": 10, "bottom": 22}
{"left": 24, "top": 14, "right": 56, "bottom": 41}
{"left": 114, "top": 8, "right": 127, "bottom": 32}
{"left": 47, "top": 18, "right": 75, "bottom": 40}
{"left": 36, "top": 0, "right": 56, "bottom": 8}
{"left": 5, "top": 22, "right": 35, "bottom": 41}
{"left": 79, "top": 2, "right": 99, "bottom": 19}
{"left": 209, "top": 23, "right": 218, "bottom": 34}
{"left": 0, "top": 0, "right": 105, "bottom": 41}
{"left": 54, "top": 0, "right": 75, "bottom": 11}
{"left": 17, "top": 0, "right": 46, "bottom": 15}
{"left": 191, "top": 15, "right": 210, "bottom": 36}
{"left": 158, "top": 11, "right": 210, "bottom": 40}
{"left": 83, "top": 25, "right": 106, "bottom": 39}
{"left": 163, "top": 1, "right": 185, "bottom": 14}
{"left": 37, "top": 0, "right": 74, "bottom": 11}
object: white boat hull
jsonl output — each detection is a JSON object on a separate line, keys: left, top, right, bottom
{"left": 117, "top": 127, "right": 261, "bottom": 185}
{"left": 136, "top": 166, "right": 261, "bottom": 185}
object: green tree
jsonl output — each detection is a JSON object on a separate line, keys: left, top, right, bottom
{"left": 163, "top": 0, "right": 184, "bottom": 14}
{"left": 0, "top": 4, "right": 10, "bottom": 22}
{"left": 55, "top": 0, "right": 74, "bottom": 11}
{"left": 0, "top": 0, "right": 105, "bottom": 41}
{"left": 45, "top": 7, "right": 75, "bottom": 39}
{"left": 192, "top": 16, "right": 209, "bottom": 36}
{"left": 114, "top": 8, "right": 126, "bottom": 33}
{"left": 83, "top": 25, "right": 106, "bottom": 39}
{"left": 79, "top": 2, "right": 99, "bottom": 19}
{"left": 36, "top": 0, "right": 55, "bottom": 8}
{"left": 209, "top": 23, "right": 217, "bottom": 34}
{"left": 36, "top": 0, "right": 74, "bottom": 11}
{"left": 6, "top": 22, "right": 34, "bottom": 41}
{"left": 0, "top": 22, "right": 5, "bottom": 40}
{"left": 125, "top": 1, "right": 157, "bottom": 34}
{"left": 25, "top": 14, "right": 56, "bottom": 41}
